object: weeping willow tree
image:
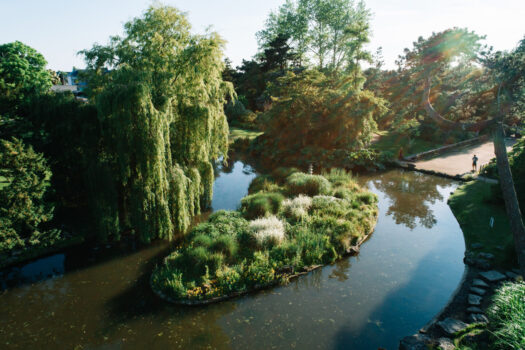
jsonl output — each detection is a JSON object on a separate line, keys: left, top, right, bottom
{"left": 80, "top": 5, "right": 232, "bottom": 242}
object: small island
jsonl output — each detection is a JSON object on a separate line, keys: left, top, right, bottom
{"left": 151, "top": 169, "right": 378, "bottom": 304}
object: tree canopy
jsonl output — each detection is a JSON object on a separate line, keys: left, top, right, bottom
{"left": 257, "top": 0, "right": 371, "bottom": 72}
{"left": 0, "top": 41, "right": 52, "bottom": 116}
{"left": 254, "top": 70, "right": 386, "bottom": 166}
{"left": 80, "top": 5, "right": 233, "bottom": 242}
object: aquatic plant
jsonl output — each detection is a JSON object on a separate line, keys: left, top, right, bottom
{"left": 151, "top": 169, "right": 378, "bottom": 303}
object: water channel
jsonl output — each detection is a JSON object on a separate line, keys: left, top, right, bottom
{"left": 0, "top": 160, "right": 465, "bottom": 349}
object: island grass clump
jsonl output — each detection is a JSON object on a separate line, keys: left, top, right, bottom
{"left": 151, "top": 169, "right": 378, "bottom": 303}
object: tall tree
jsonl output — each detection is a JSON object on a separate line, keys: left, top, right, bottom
{"left": 418, "top": 30, "right": 525, "bottom": 275}
{"left": 257, "top": 0, "right": 371, "bottom": 73}
{"left": 80, "top": 5, "right": 233, "bottom": 242}
{"left": 0, "top": 41, "right": 52, "bottom": 116}
{"left": 256, "top": 70, "right": 385, "bottom": 164}
{"left": 0, "top": 138, "right": 59, "bottom": 253}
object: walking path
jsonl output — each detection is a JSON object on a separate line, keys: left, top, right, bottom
{"left": 413, "top": 139, "right": 516, "bottom": 177}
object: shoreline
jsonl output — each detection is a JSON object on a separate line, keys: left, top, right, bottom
{"left": 151, "top": 215, "right": 377, "bottom": 306}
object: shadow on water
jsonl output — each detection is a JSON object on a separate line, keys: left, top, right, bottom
{"left": 333, "top": 240, "right": 463, "bottom": 350}
{"left": 0, "top": 165, "right": 466, "bottom": 350}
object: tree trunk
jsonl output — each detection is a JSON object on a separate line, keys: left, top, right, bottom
{"left": 493, "top": 123, "right": 525, "bottom": 275}
{"left": 422, "top": 77, "right": 525, "bottom": 275}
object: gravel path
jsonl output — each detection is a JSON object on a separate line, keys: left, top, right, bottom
{"left": 414, "top": 139, "right": 516, "bottom": 176}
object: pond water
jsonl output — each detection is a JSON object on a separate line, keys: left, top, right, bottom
{"left": 0, "top": 161, "right": 465, "bottom": 350}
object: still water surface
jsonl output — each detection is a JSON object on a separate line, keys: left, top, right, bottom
{"left": 0, "top": 162, "right": 465, "bottom": 349}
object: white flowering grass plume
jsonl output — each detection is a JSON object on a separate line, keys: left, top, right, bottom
{"left": 249, "top": 216, "right": 285, "bottom": 246}
{"left": 282, "top": 195, "right": 312, "bottom": 220}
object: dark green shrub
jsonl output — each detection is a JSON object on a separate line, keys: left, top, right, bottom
{"left": 179, "top": 246, "right": 209, "bottom": 280}
{"left": 248, "top": 175, "right": 273, "bottom": 194}
{"left": 286, "top": 173, "right": 332, "bottom": 196}
{"left": 271, "top": 167, "right": 300, "bottom": 182}
{"left": 209, "top": 234, "right": 238, "bottom": 260}
{"left": 192, "top": 234, "right": 213, "bottom": 248}
{"left": 240, "top": 192, "right": 284, "bottom": 219}
{"left": 0, "top": 138, "right": 61, "bottom": 254}
{"left": 269, "top": 241, "right": 302, "bottom": 268}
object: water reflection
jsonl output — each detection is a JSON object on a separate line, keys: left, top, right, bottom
{"left": 366, "top": 171, "right": 452, "bottom": 230}
{"left": 212, "top": 160, "right": 256, "bottom": 211}
{"left": 0, "top": 168, "right": 465, "bottom": 350}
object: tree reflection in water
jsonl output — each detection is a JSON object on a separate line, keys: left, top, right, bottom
{"left": 369, "top": 171, "right": 453, "bottom": 230}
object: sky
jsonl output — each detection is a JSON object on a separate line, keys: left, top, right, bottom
{"left": 0, "top": 0, "right": 524, "bottom": 71}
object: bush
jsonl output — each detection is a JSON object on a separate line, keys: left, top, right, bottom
{"left": 240, "top": 192, "right": 284, "bottom": 219}
{"left": 487, "top": 281, "right": 525, "bottom": 349}
{"left": 271, "top": 167, "right": 301, "bottom": 182}
{"left": 248, "top": 176, "right": 282, "bottom": 194}
{"left": 0, "top": 138, "right": 61, "bottom": 254}
{"left": 286, "top": 172, "right": 332, "bottom": 197}
{"left": 209, "top": 234, "right": 238, "bottom": 260}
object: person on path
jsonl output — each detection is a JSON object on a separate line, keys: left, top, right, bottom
{"left": 472, "top": 154, "right": 478, "bottom": 172}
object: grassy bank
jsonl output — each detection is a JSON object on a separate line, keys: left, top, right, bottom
{"left": 448, "top": 180, "right": 516, "bottom": 268}
{"left": 453, "top": 281, "right": 525, "bottom": 350}
{"left": 151, "top": 169, "right": 378, "bottom": 304}
{"left": 229, "top": 127, "right": 263, "bottom": 143}
{"left": 371, "top": 130, "right": 440, "bottom": 155}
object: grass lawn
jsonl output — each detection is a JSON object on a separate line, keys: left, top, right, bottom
{"left": 448, "top": 180, "right": 516, "bottom": 268}
{"left": 371, "top": 130, "right": 440, "bottom": 155}
{"left": 229, "top": 127, "right": 263, "bottom": 143}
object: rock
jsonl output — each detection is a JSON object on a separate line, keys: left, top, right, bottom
{"left": 469, "top": 313, "right": 489, "bottom": 324}
{"left": 505, "top": 271, "right": 519, "bottom": 279}
{"left": 463, "top": 256, "right": 475, "bottom": 266}
{"left": 470, "top": 287, "right": 486, "bottom": 296}
{"left": 467, "top": 306, "right": 483, "bottom": 314}
{"left": 472, "top": 279, "right": 489, "bottom": 288}
{"left": 437, "top": 318, "right": 468, "bottom": 335}
{"left": 478, "top": 252, "right": 495, "bottom": 260}
{"left": 474, "top": 258, "right": 493, "bottom": 270}
{"left": 479, "top": 270, "right": 506, "bottom": 282}
{"left": 399, "top": 334, "right": 432, "bottom": 350}
{"left": 471, "top": 243, "right": 483, "bottom": 249}
{"left": 437, "top": 337, "right": 455, "bottom": 350}
{"left": 468, "top": 294, "right": 482, "bottom": 306}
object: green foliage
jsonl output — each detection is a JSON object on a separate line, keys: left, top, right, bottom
{"left": 449, "top": 180, "right": 516, "bottom": 268}
{"left": 485, "top": 36, "right": 525, "bottom": 124}
{"left": 240, "top": 192, "right": 285, "bottom": 219}
{"left": 487, "top": 281, "right": 525, "bottom": 349}
{"left": 21, "top": 92, "right": 100, "bottom": 208}
{"left": 0, "top": 41, "right": 52, "bottom": 116}
{"left": 286, "top": 172, "right": 332, "bottom": 196}
{"left": 224, "top": 99, "right": 258, "bottom": 129}
{"left": 257, "top": 0, "right": 372, "bottom": 73}
{"left": 0, "top": 138, "right": 60, "bottom": 254}
{"left": 79, "top": 5, "right": 233, "bottom": 242}
{"left": 253, "top": 70, "right": 385, "bottom": 167}
{"left": 151, "top": 170, "right": 378, "bottom": 302}
{"left": 366, "top": 28, "right": 497, "bottom": 136}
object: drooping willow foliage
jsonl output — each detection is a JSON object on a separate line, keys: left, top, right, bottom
{"left": 81, "top": 5, "right": 232, "bottom": 242}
